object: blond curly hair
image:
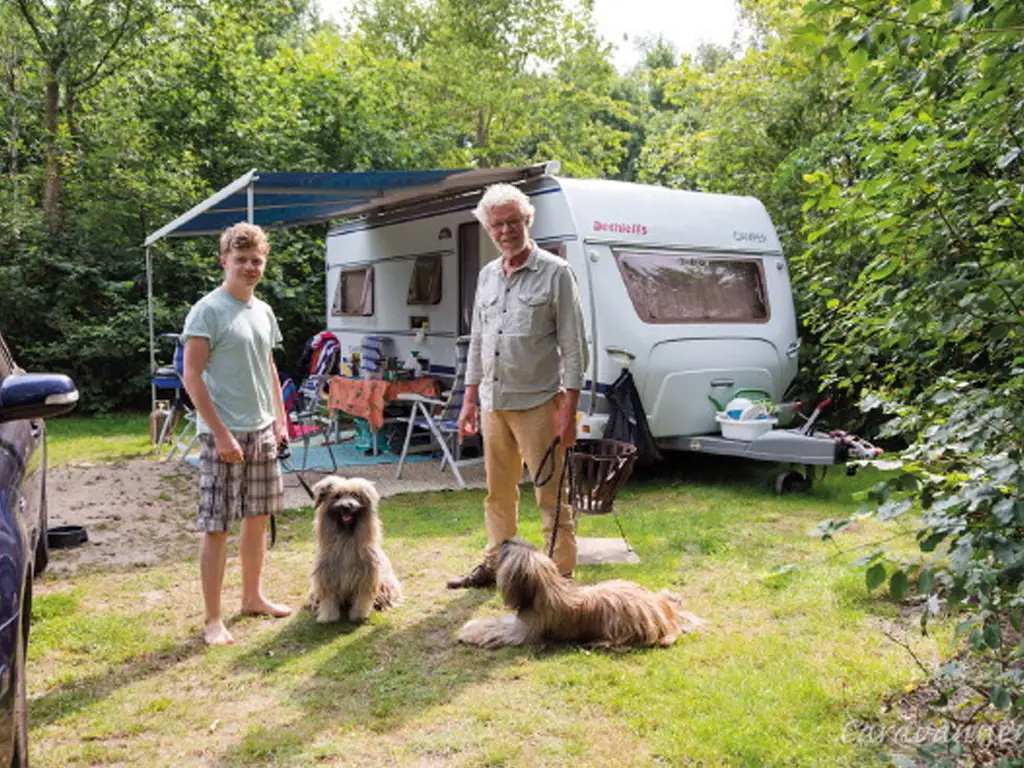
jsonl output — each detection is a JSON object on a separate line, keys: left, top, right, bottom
{"left": 219, "top": 222, "right": 270, "bottom": 258}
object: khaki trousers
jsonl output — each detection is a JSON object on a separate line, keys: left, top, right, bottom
{"left": 481, "top": 395, "right": 576, "bottom": 576}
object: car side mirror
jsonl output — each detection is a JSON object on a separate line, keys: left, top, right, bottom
{"left": 0, "top": 373, "right": 79, "bottom": 423}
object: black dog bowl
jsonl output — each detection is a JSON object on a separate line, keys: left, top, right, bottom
{"left": 47, "top": 525, "right": 88, "bottom": 549}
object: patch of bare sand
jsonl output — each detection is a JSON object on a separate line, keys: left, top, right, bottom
{"left": 47, "top": 456, "right": 485, "bottom": 574}
{"left": 48, "top": 459, "right": 200, "bottom": 573}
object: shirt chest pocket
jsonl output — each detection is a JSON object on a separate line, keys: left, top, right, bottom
{"left": 510, "top": 290, "right": 552, "bottom": 335}
{"left": 479, "top": 293, "right": 501, "bottom": 328}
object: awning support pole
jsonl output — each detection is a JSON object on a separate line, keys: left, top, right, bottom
{"left": 146, "top": 245, "right": 156, "bottom": 413}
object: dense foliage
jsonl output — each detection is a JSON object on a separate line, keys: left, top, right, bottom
{"left": 1, "top": 0, "right": 1022, "bottom": 760}
{"left": 796, "top": 1, "right": 1024, "bottom": 763}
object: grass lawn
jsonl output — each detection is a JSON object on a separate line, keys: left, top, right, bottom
{"left": 30, "top": 422, "right": 942, "bottom": 767}
{"left": 46, "top": 412, "right": 153, "bottom": 465}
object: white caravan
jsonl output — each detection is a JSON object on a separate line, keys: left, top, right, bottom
{"left": 321, "top": 162, "right": 861, "bottom": 472}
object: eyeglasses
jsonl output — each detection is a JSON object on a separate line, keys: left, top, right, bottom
{"left": 487, "top": 217, "right": 526, "bottom": 232}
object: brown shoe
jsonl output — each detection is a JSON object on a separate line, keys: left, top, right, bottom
{"left": 446, "top": 563, "right": 496, "bottom": 589}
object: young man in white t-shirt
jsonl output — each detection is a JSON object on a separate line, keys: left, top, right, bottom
{"left": 180, "top": 222, "right": 291, "bottom": 645}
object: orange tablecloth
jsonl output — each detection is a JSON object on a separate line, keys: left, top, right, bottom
{"left": 327, "top": 376, "right": 440, "bottom": 432}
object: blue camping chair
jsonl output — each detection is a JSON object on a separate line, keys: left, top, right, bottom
{"left": 356, "top": 334, "right": 405, "bottom": 456}
{"left": 359, "top": 334, "right": 395, "bottom": 377}
{"left": 151, "top": 334, "right": 199, "bottom": 460}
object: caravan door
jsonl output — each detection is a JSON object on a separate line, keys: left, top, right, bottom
{"left": 456, "top": 221, "right": 501, "bottom": 336}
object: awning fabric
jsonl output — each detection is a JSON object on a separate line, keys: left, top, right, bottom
{"left": 142, "top": 161, "right": 559, "bottom": 413}
{"left": 144, "top": 169, "right": 462, "bottom": 245}
{"left": 142, "top": 163, "right": 557, "bottom": 246}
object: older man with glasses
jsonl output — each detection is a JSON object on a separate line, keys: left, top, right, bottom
{"left": 447, "top": 183, "right": 588, "bottom": 588}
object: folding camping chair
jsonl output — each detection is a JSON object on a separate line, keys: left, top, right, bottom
{"left": 298, "top": 331, "right": 341, "bottom": 418}
{"left": 394, "top": 336, "right": 480, "bottom": 488}
{"left": 151, "top": 333, "right": 199, "bottom": 461}
{"left": 281, "top": 375, "right": 338, "bottom": 471}
{"left": 356, "top": 334, "right": 403, "bottom": 456}
{"left": 300, "top": 331, "right": 342, "bottom": 384}
{"left": 282, "top": 331, "right": 342, "bottom": 469}
{"left": 359, "top": 334, "right": 394, "bottom": 378}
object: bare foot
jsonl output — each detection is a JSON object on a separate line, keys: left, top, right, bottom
{"left": 240, "top": 598, "right": 292, "bottom": 618}
{"left": 204, "top": 620, "right": 235, "bottom": 646}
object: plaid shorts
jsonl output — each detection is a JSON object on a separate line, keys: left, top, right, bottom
{"left": 197, "top": 425, "right": 283, "bottom": 533}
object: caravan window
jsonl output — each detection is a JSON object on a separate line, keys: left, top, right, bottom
{"left": 614, "top": 251, "right": 769, "bottom": 323}
{"left": 407, "top": 253, "right": 443, "bottom": 305}
{"left": 332, "top": 267, "right": 374, "bottom": 317}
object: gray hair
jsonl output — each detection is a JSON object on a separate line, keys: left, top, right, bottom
{"left": 473, "top": 183, "right": 535, "bottom": 227}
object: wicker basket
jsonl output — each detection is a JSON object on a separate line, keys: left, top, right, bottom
{"left": 566, "top": 439, "right": 638, "bottom": 516}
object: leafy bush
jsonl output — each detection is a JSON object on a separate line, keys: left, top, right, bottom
{"left": 796, "top": 0, "right": 1024, "bottom": 762}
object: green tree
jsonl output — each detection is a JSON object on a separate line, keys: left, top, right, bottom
{"left": 8, "top": 0, "right": 166, "bottom": 234}
{"left": 350, "top": 0, "right": 628, "bottom": 175}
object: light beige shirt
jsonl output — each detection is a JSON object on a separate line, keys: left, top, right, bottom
{"left": 466, "top": 245, "right": 588, "bottom": 411}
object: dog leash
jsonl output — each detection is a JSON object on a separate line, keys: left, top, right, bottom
{"left": 273, "top": 440, "right": 318, "bottom": 548}
{"left": 277, "top": 440, "right": 316, "bottom": 499}
{"left": 533, "top": 437, "right": 570, "bottom": 559}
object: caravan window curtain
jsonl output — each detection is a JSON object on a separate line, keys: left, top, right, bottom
{"left": 407, "top": 253, "right": 443, "bottom": 305}
{"left": 614, "top": 251, "right": 769, "bottom": 324}
{"left": 332, "top": 267, "right": 374, "bottom": 317}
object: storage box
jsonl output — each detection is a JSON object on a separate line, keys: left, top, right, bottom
{"left": 715, "top": 413, "right": 777, "bottom": 441}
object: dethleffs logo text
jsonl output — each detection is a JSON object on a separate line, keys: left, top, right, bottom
{"left": 593, "top": 220, "right": 648, "bottom": 235}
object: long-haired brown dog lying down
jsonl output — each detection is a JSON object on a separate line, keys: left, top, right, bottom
{"left": 458, "top": 539, "right": 702, "bottom": 649}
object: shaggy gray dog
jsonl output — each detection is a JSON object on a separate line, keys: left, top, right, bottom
{"left": 458, "top": 539, "right": 702, "bottom": 649}
{"left": 307, "top": 476, "right": 402, "bottom": 623}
